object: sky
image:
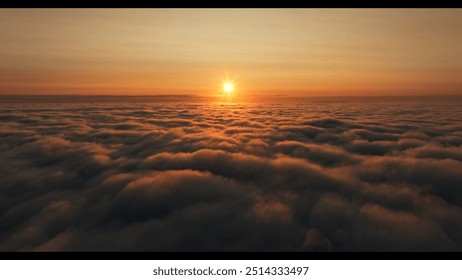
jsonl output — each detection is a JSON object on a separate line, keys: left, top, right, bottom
{"left": 0, "top": 9, "right": 461, "bottom": 96}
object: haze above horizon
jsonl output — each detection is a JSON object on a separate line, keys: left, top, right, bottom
{"left": 1, "top": 9, "right": 461, "bottom": 96}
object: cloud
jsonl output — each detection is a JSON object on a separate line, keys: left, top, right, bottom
{"left": 274, "top": 140, "right": 360, "bottom": 167}
{"left": 110, "top": 170, "right": 245, "bottom": 222}
{"left": 405, "top": 144, "right": 462, "bottom": 161}
{"left": 0, "top": 97, "right": 461, "bottom": 251}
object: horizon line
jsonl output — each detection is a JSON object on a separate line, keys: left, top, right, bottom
{"left": 1, "top": 93, "right": 462, "bottom": 98}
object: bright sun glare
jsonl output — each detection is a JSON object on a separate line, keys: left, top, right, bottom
{"left": 223, "top": 82, "right": 234, "bottom": 95}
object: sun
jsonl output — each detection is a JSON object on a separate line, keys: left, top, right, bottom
{"left": 223, "top": 81, "right": 234, "bottom": 95}
{"left": 219, "top": 74, "right": 239, "bottom": 98}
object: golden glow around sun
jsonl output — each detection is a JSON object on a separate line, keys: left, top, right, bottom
{"left": 219, "top": 74, "right": 239, "bottom": 99}
{"left": 223, "top": 81, "right": 234, "bottom": 94}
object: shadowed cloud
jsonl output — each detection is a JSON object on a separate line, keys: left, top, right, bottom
{"left": 1, "top": 96, "right": 462, "bottom": 251}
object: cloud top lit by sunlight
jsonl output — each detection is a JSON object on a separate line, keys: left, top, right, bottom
{"left": 1, "top": 96, "right": 462, "bottom": 251}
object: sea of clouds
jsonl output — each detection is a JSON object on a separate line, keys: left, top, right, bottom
{"left": 1, "top": 96, "right": 462, "bottom": 251}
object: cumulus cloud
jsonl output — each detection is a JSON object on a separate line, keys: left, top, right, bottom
{"left": 0, "top": 96, "right": 462, "bottom": 251}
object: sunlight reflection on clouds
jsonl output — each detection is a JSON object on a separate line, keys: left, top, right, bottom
{"left": 1, "top": 97, "right": 462, "bottom": 251}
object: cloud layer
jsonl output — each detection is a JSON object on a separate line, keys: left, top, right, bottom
{"left": 1, "top": 97, "right": 462, "bottom": 251}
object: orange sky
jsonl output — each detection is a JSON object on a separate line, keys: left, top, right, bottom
{"left": 1, "top": 9, "right": 461, "bottom": 96}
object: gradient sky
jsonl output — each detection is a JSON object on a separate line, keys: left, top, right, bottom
{"left": 1, "top": 9, "right": 462, "bottom": 96}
